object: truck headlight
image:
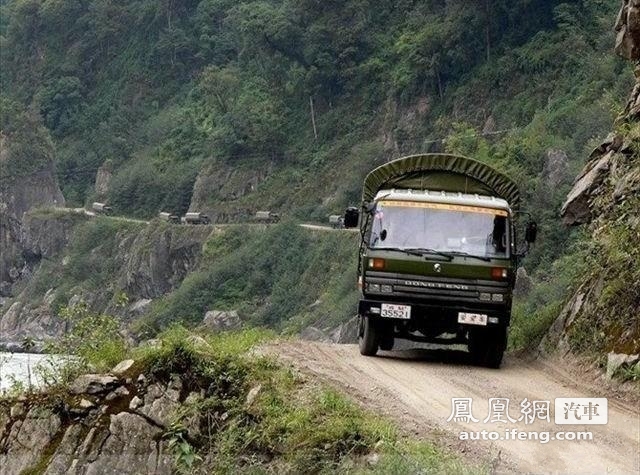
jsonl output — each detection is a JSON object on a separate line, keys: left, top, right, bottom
{"left": 381, "top": 284, "right": 393, "bottom": 293}
{"left": 479, "top": 293, "right": 491, "bottom": 301}
{"left": 367, "top": 283, "right": 381, "bottom": 292}
{"left": 491, "top": 294, "right": 504, "bottom": 302}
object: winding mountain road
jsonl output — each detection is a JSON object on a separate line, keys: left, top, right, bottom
{"left": 270, "top": 341, "right": 640, "bottom": 474}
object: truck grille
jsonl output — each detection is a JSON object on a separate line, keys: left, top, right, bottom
{"left": 364, "top": 271, "right": 509, "bottom": 304}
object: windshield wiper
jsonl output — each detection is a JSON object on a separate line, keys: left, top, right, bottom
{"left": 441, "top": 251, "right": 492, "bottom": 262}
{"left": 375, "top": 247, "right": 453, "bottom": 261}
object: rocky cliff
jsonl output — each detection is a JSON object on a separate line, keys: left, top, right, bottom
{"left": 0, "top": 366, "right": 177, "bottom": 475}
{"left": 0, "top": 332, "right": 401, "bottom": 475}
{"left": 546, "top": 1, "right": 640, "bottom": 360}
{"left": 0, "top": 127, "right": 66, "bottom": 295}
{"left": 0, "top": 217, "right": 212, "bottom": 350}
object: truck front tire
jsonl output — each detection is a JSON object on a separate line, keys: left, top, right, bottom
{"left": 359, "top": 316, "right": 379, "bottom": 356}
{"left": 468, "top": 326, "right": 507, "bottom": 369}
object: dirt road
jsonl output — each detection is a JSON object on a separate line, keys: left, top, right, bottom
{"left": 271, "top": 341, "right": 639, "bottom": 474}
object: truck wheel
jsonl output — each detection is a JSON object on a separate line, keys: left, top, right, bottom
{"left": 468, "top": 327, "right": 507, "bottom": 369}
{"left": 359, "top": 316, "right": 379, "bottom": 356}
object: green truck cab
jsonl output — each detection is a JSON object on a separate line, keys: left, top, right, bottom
{"left": 344, "top": 154, "right": 537, "bottom": 368}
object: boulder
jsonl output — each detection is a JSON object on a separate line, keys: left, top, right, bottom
{"left": 129, "top": 396, "right": 143, "bottom": 410}
{"left": 330, "top": 316, "right": 360, "bottom": 344}
{"left": 110, "top": 359, "right": 135, "bottom": 376}
{"left": 137, "top": 382, "right": 180, "bottom": 427}
{"left": 186, "top": 334, "right": 213, "bottom": 353}
{"left": 202, "top": 310, "right": 241, "bottom": 331}
{"left": 0, "top": 281, "right": 12, "bottom": 297}
{"left": 105, "top": 386, "right": 130, "bottom": 401}
{"left": 606, "top": 352, "right": 640, "bottom": 379}
{"left": 70, "top": 374, "right": 120, "bottom": 395}
{"left": 561, "top": 152, "right": 612, "bottom": 225}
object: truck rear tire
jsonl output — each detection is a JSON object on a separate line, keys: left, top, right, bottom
{"left": 359, "top": 316, "right": 379, "bottom": 356}
{"left": 468, "top": 327, "right": 507, "bottom": 369}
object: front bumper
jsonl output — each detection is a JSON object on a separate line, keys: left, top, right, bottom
{"left": 359, "top": 298, "right": 510, "bottom": 329}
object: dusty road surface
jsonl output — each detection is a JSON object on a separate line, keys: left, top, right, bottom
{"left": 270, "top": 341, "right": 640, "bottom": 474}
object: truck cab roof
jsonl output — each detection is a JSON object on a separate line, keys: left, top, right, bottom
{"left": 375, "top": 188, "right": 512, "bottom": 214}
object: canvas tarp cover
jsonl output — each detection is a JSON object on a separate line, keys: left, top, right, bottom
{"left": 362, "top": 154, "right": 520, "bottom": 210}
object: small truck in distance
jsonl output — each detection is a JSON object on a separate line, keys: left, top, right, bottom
{"left": 92, "top": 202, "right": 112, "bottom": 215}
{"left": 344, "top": 154, "right": 537, "bottom": 368}
{"left": 183, "top": 212, "right": 211, "bottom": 225}
{"left": 254, "top": 211, "right": 280, "bottom": 223}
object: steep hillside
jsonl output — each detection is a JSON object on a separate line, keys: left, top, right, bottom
{"left": 0, "top": 329, "right": 479, "bottom": 474}
{"left": 1, "top": 1, "right": 638, "bottom": 365}
{"left": 543, "top": 0, "right": 640, "bottom": 361}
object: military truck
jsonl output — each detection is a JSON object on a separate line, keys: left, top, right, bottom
{"left": 92, "top": 202, "right": 112, "bottom": 214}
{"left": 343, "top": 154, "right": 537, "bottom": 368}
{"left": 329, "top": 215, "right": 345, "bottom": 229}
{"left": 183, "top": 212, "right": 211, "bottom": 225}
{"left": 255, "top": 211, "right": 280, "bottom": 223}
{"left": 158, "top": 212, "right": 180, "bottom": 224}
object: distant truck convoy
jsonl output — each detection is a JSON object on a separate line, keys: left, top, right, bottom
{"left": 343, "top": 154, "right": 537, "bottom": 368}
{"left": 91, "top": 202, "right": 112, "bottom": 214}
{"left": 183, "top": 212, "right": 211, "bottom": 225}
{"left": 329, "top": 215, "right": 345, "bottom": 228}
{"left": 158, "top": 212, "right": 180, "bottom": 224}
{"left": 255, "top": 211, "right": 280, "bottom": 223}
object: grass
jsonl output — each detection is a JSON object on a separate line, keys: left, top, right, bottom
{"left": 140, "top": 222, "right": 360, "bottom": 335}
{"left": 131, "top": 326, "right": 486, "bottom": 474}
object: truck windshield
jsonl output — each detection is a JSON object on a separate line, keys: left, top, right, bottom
{"left": 369, "top": 200, "right": 510, "bottom": 259}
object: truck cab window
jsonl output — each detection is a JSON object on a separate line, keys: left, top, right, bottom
{"left": 369, "top": 202, "right": 510, "bottom": 259}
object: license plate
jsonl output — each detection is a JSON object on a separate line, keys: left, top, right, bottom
{"left": 458, "top": 312, "right": 488, "bottom": 326}
{"left": 380, "top": 303, "right": 411, "bottom": 320}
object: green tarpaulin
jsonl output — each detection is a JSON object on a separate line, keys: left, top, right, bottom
{"left": 362, "top": 154, "right": 520, "bottom": 210}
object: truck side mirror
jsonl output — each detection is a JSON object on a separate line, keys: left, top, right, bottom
{"left": 344, "top": 207, "right": 360, "bottom": 228}
{"left": 525, "top": 222, "right": 538, "bottom": 244}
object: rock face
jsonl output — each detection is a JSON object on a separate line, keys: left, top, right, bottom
{"left": 0, "top": 132, "right": 66, "bottom": 289}
{"left": 542, "top": 149, "right": 570, "bottom": 189}
{"left": 94, "top": 161, "right": 113, "bottom": 198}
{"left": 0, "top": 220, "right": 211, "bottom": 347}
{"left": 606, "top": 352, "right": 640, "bottom": 379}
{"left": 549, "top": 3, "right": 640, "bottom": 358}
{"left": 202, "top": 310, "right": 241, "bottom": 331}
{"left": 189, "top": 161, "right": 273, "bottom": 222}
{"left": 0, "top": 370, "right": 183, "bottom": 474}
{"left": 330, "top": 316, "right": 359, "bottom": 344}
{"left": 560, "top": 151, "right": 612, "bottom": 225}
{"left": 119, "top": 224, "right": 211, "bottom": 299}
{"left": 615, "top": 0, "right": 640, "bottom": 62}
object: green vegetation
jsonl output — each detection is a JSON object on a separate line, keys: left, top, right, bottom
{"left": 16, "top": 214, "right": 143, "bottom": 312}
{"left": 1, "top": 1, "right": 635, "bottom": 354}
{"left": 42, "top": 302, "right": 127, "bottom": 382}
{"left": 6, "top": 323, "right": 483, "bottom": 473}
{"left": 0, "top": 96, "right": 55, "bottom": 181}
{"left": 135, "top": 326, "right": 482, "bottom": 474}
{"left": 144, "top": 223, "right": 359, "bottom": 334}
{"left": 564, "top": 138, "right": 640, "bottom": 357}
